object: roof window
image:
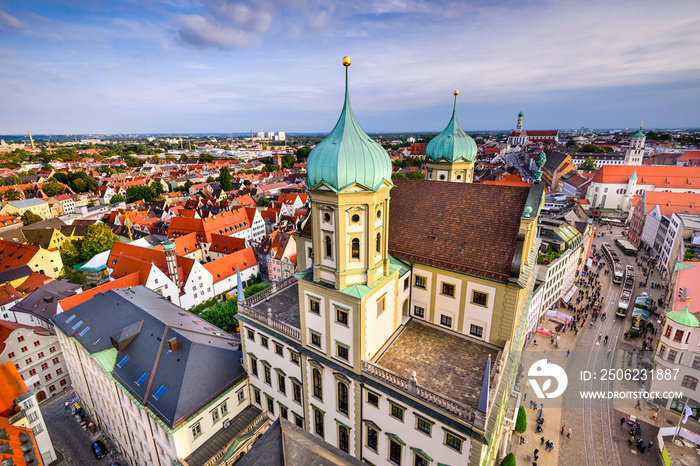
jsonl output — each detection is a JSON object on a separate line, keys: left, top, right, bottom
{"left": 79, "top": 326, "right": 91, "bottom": 337}
{"left": 65, "top": 314, "right": 76, "bottom": 323}
{"left": 116, "top": 355, "right": 130, "bottom": 368}
{"left": 135, "top": 371, "right": 149, "bottom": 386}
{"left": 72, "top": 320, "right": 84, "bottom": 330}
{"left": 152, "top": 384, "right": 167, "bottom": 400}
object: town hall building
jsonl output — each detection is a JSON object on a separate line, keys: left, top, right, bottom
{"left": 235, "top": 57, "right": 546, "bottom": 466}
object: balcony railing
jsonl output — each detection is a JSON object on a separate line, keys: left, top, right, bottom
{"left": 362, "top": 360, "right": 483, "bottom": 428}
{"left": 245, "top": 275, "right": 297, "bottom": 306}
{"left": 237, "top": 304, "right": 301, "bottom": 341}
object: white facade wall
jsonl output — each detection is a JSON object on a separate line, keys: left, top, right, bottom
{"left": 15, "top": 392, "right": 56, "bottom": 465}
{"left": 641, "top": 207, "right": 662, "bottom": 249}
{"left": 211, "top": 265, "right": 259, "bottom": 296}
{"left": 178, "top": 261, "right": 215, "bottom": 310}
{"left": 538, "top": 248, "right": 577, "bottom": 315}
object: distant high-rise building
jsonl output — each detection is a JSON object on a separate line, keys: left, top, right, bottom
{"left": 257, "top": 131, "right": 265, "bottom": 139}
{"left": 266, "top": 131, "right": 275, "bottom": 139}
{"left": 277, "top": 131, "right": 286, "bottom": 140}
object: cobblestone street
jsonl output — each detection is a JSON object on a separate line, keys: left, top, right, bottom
{"left": 41, "top": 388, "right": 102, "bottom": 466}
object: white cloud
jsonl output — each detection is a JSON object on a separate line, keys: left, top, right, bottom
{"left": 0, "top": 10, "right": 23, "bottom": 31}
{"left": 176, "top": 14, "right": 251, "bottom": 49}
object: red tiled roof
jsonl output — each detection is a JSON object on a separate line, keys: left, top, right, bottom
{"left": 203, "top": 247, "right": 257, "bottom": 283}
{"left": 0, "top": 361, "right": 28, "bottom": 417}
{"left": 592, "top": 165, "right": 700, "bottom": 186}
{"left": 0, "top": 415, "right": 42, "bottom": 466}
{"left": 0, "top": 283, "right": 21, "bottom": 306}
{"left": 168, "top": 209, "right": 250, "bottom": 242}
{"left": 108, "top": 242, "right": 194, "bottom": 285}
{"left": 388, "top": 178, "right": 530, "bottom": 282}
{"left": 0, "top": 241, "right": 40, "bottom": 271}
{"left": 152, "top": 232, "right": 200, "bottom": 256}
{"left": 209, "top": 234, "right": 246, "bottom": 255}
{"left": 15, "top": 272, "right": 52, "bottom": 293}
{"left": 59, "top": 273, "right": 140, "bottom": 312}
{"left": 234, "top": 194, "right": 257, "bottom": 206}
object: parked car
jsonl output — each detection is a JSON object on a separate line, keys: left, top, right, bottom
{"left": 91, "top": 440, "right": 107, "bottom": 460}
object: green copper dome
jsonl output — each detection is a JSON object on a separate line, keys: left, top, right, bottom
{"left": 306, "top": 63, "right": 392, "bottom": 192}
{"left": 666, "top": 302, "right": 699, "bottom": 328}
{"left": 518, "top": 110, "right": 524, "bottom": 117}
{"left": 426, "top": 93, "right": 477, "bottom": 163}
{"left": 633, "top": 126, "right": 645, "bottom": 138}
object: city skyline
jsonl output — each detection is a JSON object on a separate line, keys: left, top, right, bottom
{"left": 1, "top": 0, "right": 699, "bottom": 134}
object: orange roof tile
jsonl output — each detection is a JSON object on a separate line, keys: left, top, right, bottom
{"left": 152, "top": 232, "right": 200, "bottom": 256}
{"left": 209, "top": 234, "right": 247, "bottom": 255}
{"left": 203, "top": 247, "right": 257, "bottom": 283}
{"left": 59, "top": 273, "right": 140, "bottom": 312}
{"left": 0, "top": 241, "right": 40, "bottom": 271}
{"left": 0, "top": 417, "right": 41, "bottom": 466}
{"left": 0, "top": 361, "right": 28, "bottom": 417}
{"left": 592, "top": 165, "right": 700, "bottom": 187}
{"left": 0, "top": 283, "right": 21, "bottom": 306}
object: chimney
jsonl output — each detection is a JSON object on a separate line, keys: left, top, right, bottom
{"left": 168, "top": 337, "right": 178, "bottom": 351}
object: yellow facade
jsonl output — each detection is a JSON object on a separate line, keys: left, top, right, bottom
{"left": 425, "top": 159, "right": 475, "bottom": 183}
{"left": 0, "top": 200, "right": 51, "bottom": 219}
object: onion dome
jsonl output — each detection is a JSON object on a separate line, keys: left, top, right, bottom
{"left": 306, "top": 57, "right": 392, "bottom": 192}
{"left": 426, "top": 91, "right": 477, "bottom": 163}
{"left": 518, "top": 110, "right": 524, "bottom": 117}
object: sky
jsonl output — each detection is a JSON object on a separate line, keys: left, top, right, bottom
{"left": 0, "top": 0, "right": 699, "bottom": 134}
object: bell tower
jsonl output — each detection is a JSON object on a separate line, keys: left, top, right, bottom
{"left": 162, "top": 239, "right": 181, "bottom": 288}
{"left": 516, "top": 109, "right": 524, "bottom": 132}
{"left": 306, "top": 57, "right": 393, "bottom": 290}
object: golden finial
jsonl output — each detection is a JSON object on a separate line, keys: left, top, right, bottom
{"left": 454, "top": 90, "right": 459, "bottom": 96}
{"left": 640, "top": 121, "right": 644, "bottom": 129}
{"left": 342, "top": 56, "right": 351, "bottom": 67}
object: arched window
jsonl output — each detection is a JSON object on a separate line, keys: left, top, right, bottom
{"left": 313, "top": 368, "right": 323, "bottom": 400}
{"left": 351, "top": 238, "right": 360, "bottom": 259}
{"left": 325, "top": 236, "right": 332, "bottom": 259}
{"left": 337, "top": 382, "right": 349, "bottom": 415}
{"left": 376, "top": 232, "right": 381, "bottom": 253}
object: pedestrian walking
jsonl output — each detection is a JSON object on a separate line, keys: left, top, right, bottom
{"left": 567, "top": 350, "right": 570, "bottom": 357}
{"left": 648, "top": 441, "right": 653, "bottom": 453}
{"left": 620, "top": 417, "right": 625, "bottom": 425}
{"left": 540, "top": 437, "right": 545, "bottom": 445}
{"left": 561, "top": 425, "right": 565, "bottom": 435}
{"left": 636, "top": 399, "right": 641, "bottom": 409}
{"left": 568, "top": 428, "right": 572, "bottom": 438}
{"left": 520, "top": 435, "right": 525, "bottom": 445}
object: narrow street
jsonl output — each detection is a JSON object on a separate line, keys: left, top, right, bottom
{"left": 512, "top": 224, "right": 668, "bottom": 466}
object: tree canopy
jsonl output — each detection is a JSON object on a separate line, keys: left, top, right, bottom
{"left": 50, "top": 171, "right": 98, "bottom": 193}
{"left": 391, "top": 172, "right": 406, "bottom": 179}
{"left": 579, "top": 157, "right": 597, "bottom": 171}
{"left": 79, "top": 223, "right": 118, "bottom": 262}
{"left": 21, "top": 211, "right": 43, "bottom": 225}
{"left": 294, "top": 146, "right": 311, "bottom": 161}
{"left": 408, "top": 170, "right": 425, "bottom": 179}
{"left": 578, "top": 144, "right": 612, "bottom": 154}
{"left": 42, "top": 181, "right": 66, "bottom": 197}
{"left": 1, "top": 189, "right": 21, "bottom": 201}
{"left": 219, "top": 166, "right": 232, "bottom": 191}
{"left": 514, "top": 406, "right": 527, "bottom": 433}
{"left": 110, "top": 194, "right": 125, "bottom": 204}
{"left": 126, "top": 185, "right": 154, "bottom": 203}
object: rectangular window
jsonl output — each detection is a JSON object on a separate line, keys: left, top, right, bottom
{"left": 278, "top": 373, "right": 286, "bottom": 395}
{"left": 275, "top": 343, "right": 284, "bottom": 356}
{"left": 237, "top": 389, "right": 246, "bottom": 404}
{"left": 389, "top": 438, "right": 402, "bottom": 465}
{"left": 404, "top": 277, "right": 409, "bottom": 290}
{"left": 190, "top": 422, "right": 202, "bottom": 439}
{"left": 79, "top": 326, "right": 91, "bottom": 337}
{"left": 25, "top": 358, "right": 32, "bottom": 364}
{"left": 414, "top": 275, "right": 427, "bottom": 289}
{"left": 367, "top": 392, "right": 379, "bottom": 407}
{"left": 212, "top": 407, "right": 220, "bottom": 423}
{"left": 681, "top": 376, "right": 698, "bottom": 390}
{"left": 470, "top": 324, "right": 484, "bottom": 338}
{"left": 416, "top": 417, "right": 432, "bottom": 436}
{"left": 33, "top": 340, "right": 41, "bottom": 347}
{"left": 338, "top": 425, "right": 350, "bottom": 453}
{"left": 60, "top": 379, "right": 67, "bottom": 387}
{"left": 440, "top": 314, "right": 453, "bottom": 328}
{"left": 693, "top": 356, "right": 700, "bottom": 370}
{"left": 673, "top": 330, "right": 684, "bottom": 342}
{"left": 390, "top": 403, "right": 404, "bottom": 422}
{"left": 49, "top": 346, "right": 56, "bottom": 353}
{"left": 314, "top": 408, "right": 324, "bottom": 438}
{"left": 7, "top": 352, "right": 14, "bottom": 358}
{"left": 336, "top": 344, "right": 349, "bottom": 361}
{"left": 247, "top": 329, "right": 255, "bottom": 340}
{"left": 472, "top": 291, "right": 488, "bottom": 307}
{"left": 253, "top": 387, "right": 261, "bottom": 405}
{"left": 445, "top": 431, "right": 463, "bottom": 452}
{"left": 260, "top": 336, "right": 268, "bottom": 348}
{"left": 367, "top": 425, "right": 378, "bottom": 451}
{"left": 668, "top": 350, "right": 678, "bottom": 363}
{"left": 264, "top": 365, "right": 271, "bottom": 385}
{"left": 250, "top": 357, "right": 258, "bottom": 377}
{"left": 52, "top": 357, "right": 59, "bottom": 365}
{"left": 280, "top": 405, "right": 288, "bottom": 420}
{"left": 29, "top": 368, "right": 37, "bottom": 376}
{"left": 309, "top": 298, "right": 321, "bottom": 315}
{"left": 294, "top": 413, "right": 304, "bottom": 428}
{"left": 293, "top": 381, "right": 302, "bottom": 403}
{"left": 153, "top": 384, "right": 167, "bottom": 400}
{"left": 441, "top": 283, "right": 455, "bottom": 297}
{"left": 72, "top": 320, "right": 84, "bottom": 330}
{"left": 336, "top": 307, "right": 348, "bottom": 326}
{"left": 21, "top": 346, "right": 27, "bottom": 353}
{"left": 664, "top": 325, "right": 673, "bottom": 338}
{"left": 44, "top": 374, "right": 52, "bottom": 381}
{"left": 17, "top": 335, "right": 25, "bottom": 342}
{"left": 37, "top": 352, "right": 45, "bottom": 358}
{"left": 310, "top": 331, "right": 322, "bottom": 348}
{"left": 290, "top": 352, "right": 300, "bottom": 366}
{"left": 378, "top": 296, "right": 386, "bottom": 314}
{"left": 135, "top": 371, "right": 149, "bottom": 386}
{"left": 41, "top": 362, "right": 49, "bottom": 370}
{"left": 413, "top": 305, "right": 425, "bottom": 318}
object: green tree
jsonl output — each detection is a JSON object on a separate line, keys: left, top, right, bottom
{"left": 566, "top": 140, "right": 579, "bottom": 148}
{"left": 126, "top": 185, "right": 154, "bottom": 203}
{"left": 579, "top": 144, "right": 606, "bottom": 154}
{"left": 408, "top": 170, "right": 425, "bottom": 179}
{"left": 2, "top": 189, "right": 21, "bottom": 201}
{"left": 281, "top": 154, "right": 295, "bottom": 168}
{"left": 391, "top": 172, "right": 406, "bottom": 179}
{"left": 257, "top": 197, "right": 270, "bottom": 207}
{"left": 500, "top": 452, "right": 516, "bottom": 466}
{"left": 150, "top": 181, "right": 165, "bottom": 196}
{"left": 60, "top": 241, "right": 81, "bottom": 268}
{"left": 11, "top": 175, "right": 21, "bottom": 185}
{"left": 579, "top": 157, "right": 597, "bottom": 171}
{"left": 79, "top": 223, "right": 118, "bottom": 262}
{"left": 199, "top": 300, "right": 238, "bottom": 332}
{"left": 110, "top": 194, "right": 125, "bottom": 204}
{"left": 21, "top": 211, "right": 43, "bottom": 225}
{"left": 219, "top": 166, "right": 232, "bottom": 191}
{"left": 180, "top": 154, "right": 188, "bottom": 162}
{"left": 42, "top": 181, "right": 65, "bottom": 197}
{"left": 58, "top": 265, "right": 84, "bottom": 285}
{"left": 294, "top": 146, "right": 311, "bottom": 161}
{"left": 514, "top": 406, "right": 527, "bottom": 433}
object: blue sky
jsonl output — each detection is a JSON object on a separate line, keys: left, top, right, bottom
{"left": 1, "top": 0, "right": 699, "bottom": 134}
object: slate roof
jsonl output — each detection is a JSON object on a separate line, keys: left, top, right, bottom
{"left": 543, "top": 151, "right": 569, "bottom": 172}
{"left": 375, "top": 319, "right": 500, "bottom": 411}
{"left": 388, "top": 178, "right": 530, "bottom": 282}
{"left": 51, "top": 286, "right": 245, "bottom": 428}
{"left": 249, "top": 281, "right": 300, "bottom": 328}
{"left": 9, "top": 280, "right": 81, "bottom": 323}
{"left": 237, "top": 418, "right": 365, "bottom": 466}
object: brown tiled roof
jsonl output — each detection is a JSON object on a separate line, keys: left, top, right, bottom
{"left": 389, "top": 178, "right": 529, "bottom": 282}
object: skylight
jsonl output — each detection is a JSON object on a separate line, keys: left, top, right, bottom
{"left": 72, "top": 320, "right": 84, "bottom": 330}
{"left": 79, "top": 326, "right": 91, "bottom": 337}
{"left": 65, "top": 314, "right": 76, "bottom": 323}
{"left": 117, "top": 355, "right": 130, "bottom": 368}
{"left": 152, "top": 384, "right": 167, "bottom": 400}
{"left": 135, "top": 371, "right": 149, "bottom": 386}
